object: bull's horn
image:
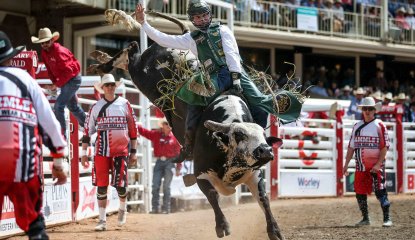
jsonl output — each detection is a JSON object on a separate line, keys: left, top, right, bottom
{"left": 204, "top": 120, "right": 231, "bottom": 133}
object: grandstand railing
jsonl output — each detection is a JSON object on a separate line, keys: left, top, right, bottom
{"left": 110, "top": 0, "right": 415, "bottom": 46}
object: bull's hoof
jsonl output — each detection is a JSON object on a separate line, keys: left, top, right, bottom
{"left": 215, "top": 222, "right": 231, "bottom": 238}
{"left": 183, "top": 174, "right": 197, "bottom": 187}
{"left": 267, "top": 230, "right": 285, "bottom": 240}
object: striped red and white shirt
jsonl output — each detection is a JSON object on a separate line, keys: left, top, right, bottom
{"left": 84, "top": 96, "right": 137, "bottom": 157}
{"left": 0, "top": 67, "right": 67, "bottom": 182}
{"left": 348, "top": 119, "right": 390, "bottom": 171}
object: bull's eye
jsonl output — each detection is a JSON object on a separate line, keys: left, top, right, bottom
{"left": 234, "top": 131, "right": 247, "bottom": 144}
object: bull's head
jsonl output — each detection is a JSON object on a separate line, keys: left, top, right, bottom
{"left": 204, "top": 120, "right": 282, "bottom": 169}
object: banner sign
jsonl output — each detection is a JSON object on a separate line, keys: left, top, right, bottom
{"left": 75, "top": 177, "right": 120, "bottom": 220}
{"left": 405, "top": 170, "right": 415, "bottom": 193}
{"left": 11, "top": 51, "right": 38, "bottom": 78}
{"left": 279, "top": 171, "right": 336, "bottom": 197}
{"left": 1, "top": 182, "right": 72, "bottom": 238}
{"left": 297, "top": 8, "right": 318, "bottom": 32}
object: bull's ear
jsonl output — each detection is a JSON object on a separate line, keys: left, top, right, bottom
{"left": 266, "top": 136, "right": 283, "bottom": 148}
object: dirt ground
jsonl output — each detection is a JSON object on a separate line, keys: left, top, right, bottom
{"left": 7, "top": 194, "right": 415, "bottom": 240}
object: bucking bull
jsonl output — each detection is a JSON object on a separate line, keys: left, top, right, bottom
{"left": 88, "top": 9, "right": 285, "bottom": 240}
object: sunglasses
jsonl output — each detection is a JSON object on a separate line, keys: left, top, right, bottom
{"left": 103, "top": 83, "right": 116, "bottom": 87}
{"left": 362, "top": 107, "right": 375, "bottom": 111}
{"left": 40, "top": 40, "right": 51, "bottom": 45}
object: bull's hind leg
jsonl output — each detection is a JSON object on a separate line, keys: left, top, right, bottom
{"left": 245, "top": 170, "right": 284, "bottom": 240}
{"left": 197, "top": 179, "right": 231, "bottom": 238}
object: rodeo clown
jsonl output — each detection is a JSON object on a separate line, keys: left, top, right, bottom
{"left": 343, "top": 97, "right": 392, "bottom": 227}
{"left": 81, "top": 74, "right": 138, "bottom": 231}
{"left": 135, "top": 0, "right": 303, "bottom": 162}
{"left": 0, "top": 31, "right": 67, "bottom": 239}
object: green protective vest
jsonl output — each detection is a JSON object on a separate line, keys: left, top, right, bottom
{"left": 190, "top": 22, "right": 226, "bottom": 74}
{"left": 175, "top": 22, "right": 225, "bottom": 106}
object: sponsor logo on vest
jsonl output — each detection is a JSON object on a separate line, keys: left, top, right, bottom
{"left": 276, "top": 93, "right": 291, "bottom": 113}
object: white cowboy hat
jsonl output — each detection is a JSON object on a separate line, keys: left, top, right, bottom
{"left": 0, "top": 31, "right": 24, "bottom": 64}
{"left": 157, "top": 117, "right": 169, "bottom": 128}
{"left": 94, "top": 74, "right": 122, "bottom": 94}
{"left": 31, "top": 28, "right": 60, "bottom": 44}
{"left": 354, "top": 87, "right": 366, "bottom": 95}
{"left": 408, "top": 8, "right": 414, "bottom": 15}
{"left": 384, "top": 92, "right": 393, "bottom": 100}
{"left": 396, "top": 6, "right": 406, "bottom": 14}
{"left": 396, "top": 93, "right": 407, "bottom": 100}
{"left": 371, "top": 91, "right": 383, "bottom": 101}
{"left": 342, "top": 85, "right": 351, "bottom": 91}
{"left": 358, "top": 97, "right": 382, "bottom": 111}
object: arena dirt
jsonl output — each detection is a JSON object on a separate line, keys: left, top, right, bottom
{"left": 7, "top": 194, "right": 414, "bottom": 240}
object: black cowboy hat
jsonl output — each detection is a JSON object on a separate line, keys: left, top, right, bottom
{"left": 0, "top": 31, "right": 25, "bottom": 64}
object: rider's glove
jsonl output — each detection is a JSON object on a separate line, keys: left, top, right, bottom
{"left": 231, "top": 72, "right": 243, "bottom": 93}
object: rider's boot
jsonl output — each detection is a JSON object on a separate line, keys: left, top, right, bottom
{"left": 174, "top": 129, "right": 195, "bottom": 163}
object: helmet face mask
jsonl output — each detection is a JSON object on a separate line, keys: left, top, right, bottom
{"left": 187, "top": 0, "right": 212, "bottom": 32}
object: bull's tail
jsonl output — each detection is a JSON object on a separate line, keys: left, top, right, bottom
{"left": 146, "top": 10, "right": 190, "bottom": 34}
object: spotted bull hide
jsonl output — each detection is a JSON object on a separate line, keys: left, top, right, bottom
{"left": 91, "top": 9, "right": 285, "bottom": 239}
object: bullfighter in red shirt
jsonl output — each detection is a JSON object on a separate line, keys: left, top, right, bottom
{"left": 31, "top": 27, "right": 86, "bottom": 135}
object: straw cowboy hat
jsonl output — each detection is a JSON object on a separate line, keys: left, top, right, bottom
{"left": 407, "top": 8, "right": 414, "bottom": 15}
{"left": 94, "top": 74, "right": 122, "bottom": 94}
{"left": 358, "top": 97, "right": 382, "bottom": 112}
{"left": 31, "top": 28, "right": 60, "bottom": 44}
{"left": 157, "top": 117, "right": 169, "bottom": 128}
{"left": 354, "top": 87, "right": 366, "bottom": 95}
{"left": 0, "top": 31, "right": 24, "bottom": 64}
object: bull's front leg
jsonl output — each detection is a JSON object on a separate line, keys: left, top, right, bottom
{"left": 245, "top": 170, "right": 284, "bottom": 240}
{"left": 197, "top": 179, "right": 231, "bottom": 238}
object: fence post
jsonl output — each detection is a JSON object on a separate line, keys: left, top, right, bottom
{"left": 270, "top": 115, "right": 279, "bottom": 200}
{"left": 395, "top": 105, "right": 404, "bottom": 193}
{"left": 70, "top": 114, "right": 80, "bottom": 221}
{"left": 335, "top": 110, "right": 344, "bottom": 196}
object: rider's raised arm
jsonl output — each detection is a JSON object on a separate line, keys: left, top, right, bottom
{"left": 219, "top": 25, "right": 242, "bottom": 73}
{"left": 141, "top": 22, "right": 196, "bottom": 53}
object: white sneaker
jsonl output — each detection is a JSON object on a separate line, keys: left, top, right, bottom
{"left": 383, "top": 219, "right": 393, "bottom": 227}
{"left": 94, "top": 220, "right": 107, "bottom": 231}
{"left": 118, "top": 209, "right": 127, "bottom": 226}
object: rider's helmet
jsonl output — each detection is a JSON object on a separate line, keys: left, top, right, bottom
{"left": 187, "top": 0, "right": 212, "bottom": 32}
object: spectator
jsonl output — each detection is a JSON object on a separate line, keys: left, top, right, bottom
{"left": 368, "top": 68, "right": 388, "bottom": 92}
{"left": 333, "top": 0, "right": 347, "bottom": 32}
{"left": 147, "top": 0, "right": 168, "bottom": 12}
{"left": 31, "top": 28, "right": 86, "bottom": 136}
{"left": 382, "top": 92, "right": 393, "bottom": 106}
{"left": 342, "top": 67, "right": 355, "bottom": 88}
{"left": 388, "top": 79, "right": 405, "bottom": 96}
{"left": 405, "top": 8, "right": 415, "bottom": 29}
{"left": 327, "top": 81, "right": 341, "bottom": 98}
{"left": 395, "top": 93, "right": 412, "bottom": 122}
{"left": 137, "top": 118, "right": 181, "bottom": 214}
{"left": 81, "top": 74, "right": 138, "bottom": 231}
{"left": 343, "top": 97, "right": 392, "bottom": 227}
{"left": 365, "top": 6, "right": 381, "bottom": 37}
{"left": 347, "top": 87, "right": 365, "bottom": 119}
{"left": 338, "top": 85, "right": 355, "bottom": 100}
{"left": 0, "top": 31, "right": 67, "bottom": 239}
{"left": 395, "top": 7, "right": 410, "bottom": 30}
{"left": 309, "top": 79, "right": 329, "bottom": 97}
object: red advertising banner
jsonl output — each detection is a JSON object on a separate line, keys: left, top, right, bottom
{"left": 10, "top": 51, "right": 38, "bottom": 78}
